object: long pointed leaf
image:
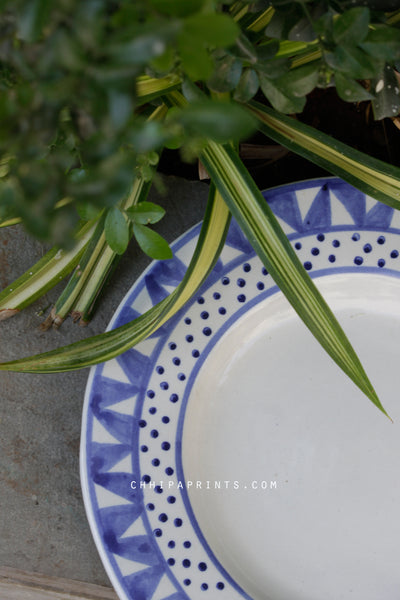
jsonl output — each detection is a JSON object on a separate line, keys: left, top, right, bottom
{"left": 0, "top": 220, "right": 96, "bottom": 319}
{"left": 248, "top": 101, "right": 400, "bottom": 209}
{"left": 0, "top": 187, "right": 230, "bottom": 372}
{"left": 200, "top": 140, "right": 389, "bottom": 418}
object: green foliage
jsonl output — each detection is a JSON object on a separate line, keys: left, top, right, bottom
{"left": 104, "top": 207, "right": 129, "bottom": 255}
{"left": 0, "top": 1, "right": 399, "bottom": 243}
{"left": 1, "top": 0, "right": 400, "bottom": 413}
{"left": 132, "top": 223, "right": 172, "bottom": 260}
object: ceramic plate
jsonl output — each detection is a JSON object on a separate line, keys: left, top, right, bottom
{"left": 81, "top": 178, "right": 400, "bottom": 600}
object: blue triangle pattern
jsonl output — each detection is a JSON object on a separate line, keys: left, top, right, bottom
{"left": 125, "top": 565, "right": 165, "bottom": 600}
{"left": 100, "top": 504, "right": 144, "bottom": 542}
{"left": 114, "top": 306, "right": 142, "bottom": 328}
{"left": 364, "top": 202, "right": 394, "bottom": 228}
{"left": 90, "top": 378, "right": 138, "bottom": 406}
{"left": 117, "top": 348, "right": 152, "bottom": 385}
{"left": 145, "top": 258, "right": 187, "bottom": 305}
{"left": 91, "top": 442, "right": 131, "bottom": 473}
{"left": 93, "top": 472, "right": 137, "bottom": 502}
{"left": 265, "top": 191, "right": 303, "bottom": 232}
{"left": 162, "top": 594, "right": 188, "bottom": 600}
{"left": 330, "top": 181, "right": 365, "bottom": 226}
{"left": 303, "top": 185, "right": 331, "bottom": 230}
{"left": 107, "top": 533, "right": 159, "bottom": 566}
{"left": 225, "top": 219, "right": 254, "bottom": 254}
{"left": 91, "top": 400, "right": 134, "bottom": 445}
{"left": 145, "top": 274, "right": 170, "bottom": 305}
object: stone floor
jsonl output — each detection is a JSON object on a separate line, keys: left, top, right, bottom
{"left": 0, "top": 176, "right": 209, "bottom": 586}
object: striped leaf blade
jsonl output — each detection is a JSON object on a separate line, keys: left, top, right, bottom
{"left": 0, "top": 221, "right": 96, "bottom": 319}
{"left": 248, "top": 101, "right": 400, "bottom": 209}
{"left": 0, "top": 187, "right": 230, "bottom": 372}
{"left": 200, "top": 140, "right": 389, "bottom": 418}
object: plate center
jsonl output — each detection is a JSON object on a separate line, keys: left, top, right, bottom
{"left": 182, "top": 274, "right": 400, "bottom": 600}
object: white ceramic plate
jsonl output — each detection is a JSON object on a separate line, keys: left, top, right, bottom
{"left": 81, "top": 178, "right": 400, "bottom": 600}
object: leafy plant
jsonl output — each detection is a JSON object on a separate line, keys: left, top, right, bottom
{"left": 1, "top": 0, "right": 400, "bottom": 418}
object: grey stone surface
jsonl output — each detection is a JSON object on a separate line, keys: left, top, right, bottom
{"left": 0, "top": 176, "right": 209, "bottom": 586}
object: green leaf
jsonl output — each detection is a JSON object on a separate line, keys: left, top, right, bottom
{"left": 231, "top": 33, "right": 258, "bottom": 63}
{"left": 0, "top": 188, "right": 231, "bottom": 371}
{"left": 181, "top": 77, "right": 207, "bottom": 102}
{"left": 333, "top": 7, "right": 370, "bottom": 47}
{"left": 372, "top": 65, "right": 400, "bottom": 120}
{"left": 255, "top": 57, "right": 290, "bottom": 79}
{"left": 256, "top": 40, "right": 280, "bottom": 62}
{"left": 200, "top": 140, "right": 389, "bottom": 419}
{"left": 184, "top": 13, "right": 239, "bottom": 47}
{"left": 259, "top": 74, "right": 306, "bottom": 113}
{"left": 277, "top": 62, "right": 320, "bottom": 98}
{"left": 76, "top": 202, "right": 102, "bottom": 222}
{"left": 176, "top": 100, "right": 256, "bottom": 143}
{"left": 335, "top": 73, "right": 374, "bottom": 103}
{"left": 207, "top": 54, "right": 242, "bottom": 93}
{"left": 233, "top": 68, "right": 259, "bottom": 103}
{"left": 126, "top": 201, "right": 166, "bottom": 224}
{"left": 150, "top": 0, "right": 205, "bottom": 17}
{"left": 108, "top": 23, "right": 179, "bottom": 66}
{"left": 105, "top": 207, "right": 130, "bottom": 255}
{"left": 288, "top": 16, "right": 317, "bottom": 43}
{"left": 265, "top": 5, "right": 304, "bottom": 40}
{"left": 0, "top": 221, "right": 95, "bottom": 318}
{"left": 136, "top": 74, "right": 182, "bottom": 104}
{"left": 17, "top": 0, "right": 52, "bottom": 42}
{"left": 178, "top": 35, "right": 214, "bottom": 80}
{"left": 133, "top": 223, "right": 172, "bottom": 259}
{"left": 247, "top": 100, "right": 400, "bottom": 210}
{"left": 325, "top": 46, "right": 381, "bottom": 79}
{"left": 360, "top": 26, "right": 400, "bottom": 61}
